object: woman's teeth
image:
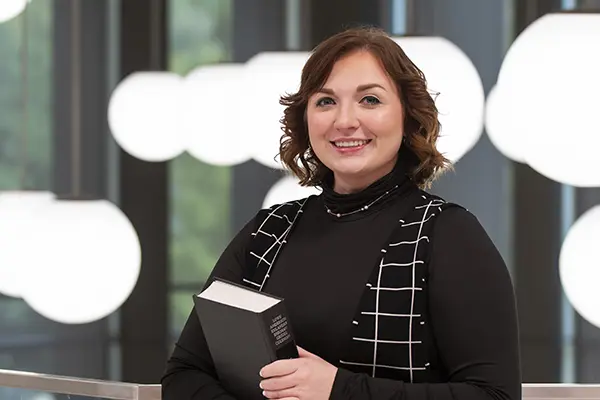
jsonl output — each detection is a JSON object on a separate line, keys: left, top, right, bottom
{"left": 333, "top": 140, "right": 369, "bottom": 148}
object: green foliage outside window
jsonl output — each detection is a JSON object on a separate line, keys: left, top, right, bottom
{"left": 168, "top": 0, "right": 234, "bottom": 334}
{"left": 0, "top": 1, "right": 51, "bottom": 191}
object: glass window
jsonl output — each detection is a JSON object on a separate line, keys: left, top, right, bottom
{"left": 0, "top": 0, "right": 54, "bottom": 373}
{"left": 0, "top": 0, "right": 110, "bottom": 379}
{"left": 168, "top": 0, "right": 234, "bottom": 338}
{"left": 0, "top": 0, "right": 52, "bottom": 191}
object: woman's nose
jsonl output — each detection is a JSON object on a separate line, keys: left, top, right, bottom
{"left": 333, "top": 104, "right": 359, "bottom": 131}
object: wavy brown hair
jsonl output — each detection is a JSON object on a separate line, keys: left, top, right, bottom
{"left": 279, "top": 27, "right": 452, "bottom": 189}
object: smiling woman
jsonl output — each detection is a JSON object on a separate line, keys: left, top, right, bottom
{"left": 163, "top": 27, "right": 521, "bottom": 400}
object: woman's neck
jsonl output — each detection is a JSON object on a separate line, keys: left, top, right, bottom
{"left": 321, "top": 154, "right": 410, "bottom": 219}
{"left": 333, "top": 175, "right": 377, "bottom": 194}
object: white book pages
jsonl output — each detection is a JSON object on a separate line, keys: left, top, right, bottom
{"left": 198, "top": 280, "right": 280, "bottom": 313}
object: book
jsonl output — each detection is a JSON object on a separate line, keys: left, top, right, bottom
{"left": 193, "top": 278, "right": 299, "bottom": 400}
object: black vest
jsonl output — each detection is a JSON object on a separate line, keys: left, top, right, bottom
{"left": 241, "top": 191, "right": 462, "bottom": 383}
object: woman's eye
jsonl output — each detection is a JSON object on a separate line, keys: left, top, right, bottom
{"left": 361, "top": 96, "right": 381, "bottom": 105}
{"left": 316, "top": 97, "right": 335, "bottom": 107}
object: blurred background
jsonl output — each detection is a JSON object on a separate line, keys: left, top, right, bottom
{"left": 0, "top": 0, "right": 599, "bottom": 392}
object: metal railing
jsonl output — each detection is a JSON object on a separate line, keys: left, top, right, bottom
{"left": 1, "top": 368, "right": 600, "bottom": 399}
{"left": 0, "top": 369, "right": 160, "bottom": 400}
{"left": 524, "top": 384, "right": 600, "bottom": 400}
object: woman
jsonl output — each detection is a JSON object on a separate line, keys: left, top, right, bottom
{"left": 162, "top": 27, "right": 521, "bottom": 400}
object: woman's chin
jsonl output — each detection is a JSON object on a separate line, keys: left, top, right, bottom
{"left": 328, "top": 162, "right": 371, "bottom": 179}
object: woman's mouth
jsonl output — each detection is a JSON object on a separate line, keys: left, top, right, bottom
{"left": 330, "top": 139, "right": 372, "bottom": 153}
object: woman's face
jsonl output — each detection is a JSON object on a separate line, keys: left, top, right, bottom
{"left": 306, "top": 50, "right": 405, "bottom": 194}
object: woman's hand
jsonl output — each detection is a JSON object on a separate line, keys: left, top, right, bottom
{"left": 259, "top": 346, "right": 338, "bottom": 400}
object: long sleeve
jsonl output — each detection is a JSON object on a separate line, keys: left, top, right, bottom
{"left": 161, "top": 216, "right": 258, "bottom": 400}
{"left": 330, "top": 207, "right": 522, "bottom": 400}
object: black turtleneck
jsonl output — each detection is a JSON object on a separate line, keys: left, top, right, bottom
{"left": 262, "top": 159, "right": 420, "bottom": 366}
{"left": 162, "top": 158, "right": 520, "bottom": 400}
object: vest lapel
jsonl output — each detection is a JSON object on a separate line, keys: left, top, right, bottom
{"left": 339, "top": 193, "right": 460, "bottom": 383}
{"left": 241, "top": 198, "right": 309, "bottom": 291}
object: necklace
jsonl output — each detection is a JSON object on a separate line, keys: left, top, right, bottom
{"left": 325, "top": 184, "right": 400, "bottom": 218}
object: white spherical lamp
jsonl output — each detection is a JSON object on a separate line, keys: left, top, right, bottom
{"left": 108, "top": 72, "right": 186, "bottom": 162}
{"left": 22, "top": 200, "right": 141, "bottom": 324}
{"left": 0, "top": 0, "right": 27, "bottom": 24}
{"left": 559, "top": 205, "right": 600, "bottom": 328}
{"left": 244, "top": 52, "right": 311, "bottom": 170}
{"left": 182, "top": 64, "right": 252, "bottom": 166}
{"left": 496, "top": 13, "right": 600, "bottom": 187}
{"left": 0, "top": 191, "right": 54, "bottom": 298}
{"left": 263, "top": 176, "right": 321, "bottom": 209}
{"left": 393, "top": 37, "right": 485, "bottom": 163}
{"left": 484, "top": 85, "right": 526, "bottom": 163}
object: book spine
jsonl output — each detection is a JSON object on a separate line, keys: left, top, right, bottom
{"left": 260, "top": 301, "right": 299, "bottom": 360}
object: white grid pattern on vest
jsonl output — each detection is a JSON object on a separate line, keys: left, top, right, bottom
{"left": 244, "top": 199, "right": 309, "bottom": 290}
{"left": 340, "top": 196, "right": 445, "bottom": 381}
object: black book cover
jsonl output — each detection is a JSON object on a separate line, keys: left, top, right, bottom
{"left": 193, "top": 278, "right": 299, "bottom": 400}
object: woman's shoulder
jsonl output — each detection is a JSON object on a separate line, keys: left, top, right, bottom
{"left": 404, "top": 189, "right": 472, "bottom": 222}
{"left": 223, "top": 195, "right": 318, "bottom": 264}
{"left": 255, "top": 194, "right": 320, "bottom": 223}
{"left": 415, "top": 193, "right": 498, "bottom": 258}
{"left": 416, "top": 194, "right": 509, "bottom": 282}
{"left": 415, "top": 189, "right": 465, "bottom": 209}
{"left": 411, "top": 189, "right": 485, "bottom": 236}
